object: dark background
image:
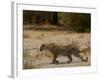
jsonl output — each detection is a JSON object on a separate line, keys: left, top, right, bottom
{"left": 23, "top": 10, "right": 91, "bottom": 32}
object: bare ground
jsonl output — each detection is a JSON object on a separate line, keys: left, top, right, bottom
{"left": 23, "top": 29, "right": 91, "bottom": 69}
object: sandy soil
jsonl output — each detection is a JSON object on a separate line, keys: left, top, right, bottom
{"left": 23, "top": 29, "right": 91, "bottom": 69}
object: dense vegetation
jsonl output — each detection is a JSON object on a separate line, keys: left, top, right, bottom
{"left": 23, "top": 10, "right": 91, "bottom": 32}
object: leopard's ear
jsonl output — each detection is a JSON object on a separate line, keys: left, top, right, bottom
{"left": 42, "top": 44, "right": 45, "bottom": 47}
{"left": 40, "top": 44, "right": 46, "bottom": 51}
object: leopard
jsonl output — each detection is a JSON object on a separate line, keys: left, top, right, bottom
{"left": 40, "top": 43, "right": 88, "bottom": 64}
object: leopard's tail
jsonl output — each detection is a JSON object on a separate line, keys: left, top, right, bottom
{"left": 79, "top": 48, "right": 89, "bottom": 62}
{"left": 82, "top": 57, "right": 88, "bottom": 62}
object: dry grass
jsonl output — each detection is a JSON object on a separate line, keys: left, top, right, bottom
{"left": 23, "top": 33, "right": 30, "bottom": 38}
{"left": 23, "top": 30, "right": 91, "bottom": 69}
{"left": 23, "top": 49, "right": 42, "bottom": 69}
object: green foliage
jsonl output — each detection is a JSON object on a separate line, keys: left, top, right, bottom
{"left": 58, "top": 12, "right": 91, "bottom": 32}
{"left": 23, "top": 10, "right": 91, "bottom": 33}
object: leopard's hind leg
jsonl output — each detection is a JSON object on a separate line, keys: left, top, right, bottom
{"left": 73, "top": 52, "right": 88, "bottom": 62}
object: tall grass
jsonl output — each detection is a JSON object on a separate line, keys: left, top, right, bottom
{"left": 23, "top": 49, "right": 41, "bottom": 69}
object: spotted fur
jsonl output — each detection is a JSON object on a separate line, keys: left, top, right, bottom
{"left": 40, "top": 43, "right": 88, "bottom": 64}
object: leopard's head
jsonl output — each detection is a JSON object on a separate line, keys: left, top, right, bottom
{"left": 40, "top": 44, "right": 46, "bottom": 52}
